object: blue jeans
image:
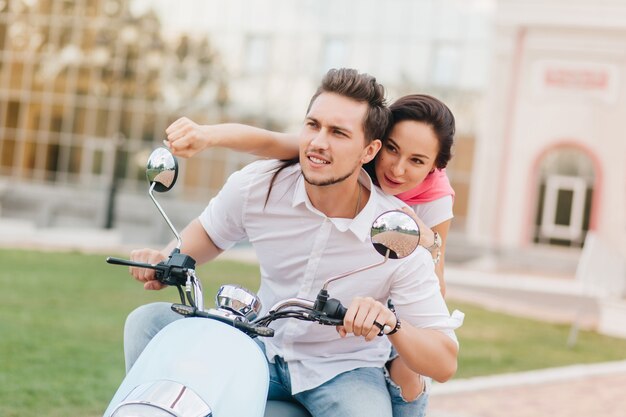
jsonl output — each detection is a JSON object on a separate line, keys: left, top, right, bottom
{"left": 263, "top": 341, "right": 429, "bottom": 417}
{"left": 123, "top": 302, "right": 182, "bottom": 373}
{"left": 124, "top": 302, "right": 428, "bottom": 417}
{"left": 385, "top": 367, "right": 429, "bottom": 417}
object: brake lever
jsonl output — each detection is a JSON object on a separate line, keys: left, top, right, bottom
{"left": 315, "top": 315, "right": 344, "bottom": 326}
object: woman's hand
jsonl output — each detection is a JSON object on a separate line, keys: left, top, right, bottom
{"left": 164, "top": 119, "right": 300, "bottom": 160}
{"left": 400, "top": 207, "right": 435, "bottom": 249}
{"left": 164, "top": 117, "right": 213, "bottom": 158}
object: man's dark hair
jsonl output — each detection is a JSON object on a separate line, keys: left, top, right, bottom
{"left": 306, "top": 68, "right": 391, "bottom": 143}
{"left": 266, "top": 68, "right": 391, "bottom": 204}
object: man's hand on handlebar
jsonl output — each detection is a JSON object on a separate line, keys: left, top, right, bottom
{"left": 129, "top": 248, "right": 168, "bottom": 290}
{"left": 338, "top": 297, "right": 397, "bottom": 342}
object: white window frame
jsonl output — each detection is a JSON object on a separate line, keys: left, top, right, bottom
{"left": 540, "top": 175, "right": 587, "bottom": 242}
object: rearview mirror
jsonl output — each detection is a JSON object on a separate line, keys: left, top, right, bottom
{"left": 371, "top": 210, "right": 420, "bottom": 259}
{"left": 146, "top": 147, "right": 178, "bottom": 192}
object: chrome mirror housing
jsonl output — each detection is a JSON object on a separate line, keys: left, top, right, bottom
{"left": 144, "top": 147, "right": 183, "bottom": 249}
{"left": 146, "top": 147, "right": 178, "bottom": 192}
{"left": 320, "top": 210, "right": 421, "bottom": 292}
{"left": 371, "top": 210, "right": 420, "bottom": 259}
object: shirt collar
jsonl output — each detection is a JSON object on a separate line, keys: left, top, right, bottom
{"left": 292, "top": 168, "right": 380, "bottom": 242}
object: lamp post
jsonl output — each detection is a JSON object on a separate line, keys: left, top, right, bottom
{"left": 101, "top": 17, "right": 137, "bottom": 230}
{"left": 104, "top": 133, "right": 123, "bottom": 229}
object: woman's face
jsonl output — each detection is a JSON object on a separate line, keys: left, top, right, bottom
{"left": 374, "top": 120, "right": 439, "bottom": 195}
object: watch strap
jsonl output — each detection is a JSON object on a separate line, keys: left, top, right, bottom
{"left": 386, "top": 300, "right": 401, "bottom": 335}
{"left": 425, "top": 232, "right": 441, "bottom": 252}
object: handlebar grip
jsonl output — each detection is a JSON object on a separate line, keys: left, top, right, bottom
{"left": 106, "top": 257, "right": 159, "bottom": 270}
{"left": 335, "top": 304, "right": 347, "bottom": 320}
{"left": 323, "top": 298, "right": 347, "bottom": 320}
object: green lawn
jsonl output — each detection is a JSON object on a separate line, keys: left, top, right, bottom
{"left": 1, "top": 248, "right": 625, "bottom": 417}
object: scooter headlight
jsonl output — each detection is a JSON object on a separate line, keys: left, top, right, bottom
{"left": 215, "top": 284, "right": 262, "bottom": 321}
{"left": 110, "top": 380, "right": 212, "bottom": 417}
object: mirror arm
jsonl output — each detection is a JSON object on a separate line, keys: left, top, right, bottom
{"left": 148, "top": 182, "right": 183, "bottom": 249}
{"left": 314, "top": 249, "right": 389, "bottom": 312}
{"left": 320, "top": 249, "right": 390, "bottom": 291}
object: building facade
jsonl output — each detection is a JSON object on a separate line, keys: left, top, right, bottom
{"left": 467, "top": 0, "right": 626, "bottom": 281}
{"left": 154, "top": 0, "right": 494, "bottom": 228}
{"left": 0, "top": 0, "right": 248, "bottom": 238}
{"left": 1, "top": 0, "right": 493, "bottom": 242}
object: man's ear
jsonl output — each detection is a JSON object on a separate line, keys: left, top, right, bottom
{"left": 362, "top": 139, "right": 382, "bottom": 164}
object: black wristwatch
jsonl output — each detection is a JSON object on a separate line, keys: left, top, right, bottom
{"left": 386, "top": 300, "right": 401, "bottom": 335}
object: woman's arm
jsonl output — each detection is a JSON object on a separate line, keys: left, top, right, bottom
{"left": 389, "top": 322, "right": 458, "bottom": 382}
{"left": 400, "top": 208, "right": 450, "bottom": 296}
{"left": 164, "top": 117, "right": 299, "bottom": 159}
{"left": 431, "top": 219, "right": 451, "bottom": 296}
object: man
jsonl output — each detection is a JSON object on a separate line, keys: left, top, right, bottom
{"left": 124, "top": 68, "right": 460, "bottom": 416}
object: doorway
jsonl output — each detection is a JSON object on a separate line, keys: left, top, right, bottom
{"left": 534, "top": 148, "right": 595, "bottom": 247}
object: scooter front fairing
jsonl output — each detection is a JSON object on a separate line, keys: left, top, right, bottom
{"left": 104, "top": 318, "right": 269, "bottom": 417}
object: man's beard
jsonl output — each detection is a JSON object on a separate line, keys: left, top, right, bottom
{"left": 302, "top": 160, "right": 361, "bottom": 186}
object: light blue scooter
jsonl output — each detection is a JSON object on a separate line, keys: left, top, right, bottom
{"left": 103, "top": 148, "right": 421, "bottom": 417}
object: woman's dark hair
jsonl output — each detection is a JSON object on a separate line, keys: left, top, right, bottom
{"left": 388, "top": 94, "right": 455, "bottom": 169}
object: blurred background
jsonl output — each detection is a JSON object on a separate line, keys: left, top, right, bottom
{"left": 1, "top": 2, "right": 626, "bottom": 416}
{"left": 0, "top": 0, "right": 624, "bottom": 327}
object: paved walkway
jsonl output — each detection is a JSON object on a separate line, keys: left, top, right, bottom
{"left": 428, "top": 360, "right": 626, "bottom": 417}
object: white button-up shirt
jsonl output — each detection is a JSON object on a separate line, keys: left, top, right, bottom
{"left": 200, "top": 160, "right": 463, "bottom": 394}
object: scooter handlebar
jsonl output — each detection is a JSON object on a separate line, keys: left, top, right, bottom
{"left": 322, "top": 298, "right": 347, "bottom": 320}
{"left": 106, "top": 257, "right": 159, "bottom": 270}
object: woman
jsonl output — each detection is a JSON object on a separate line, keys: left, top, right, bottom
{"left": 164, "top": 94, "right": 456, "bottom": 416}
{"left": 166, "top": 94, "right": 454, "bottom": 289}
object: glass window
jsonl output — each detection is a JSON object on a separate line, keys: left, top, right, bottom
{"left": 540, "top": 148, "right": 595, "bottom": 180}
{"left": 50, "top": 104, "right": 65, "bottom": 133}
{"left": 21, "top": 139, "right": 37, "bottom": 178}
{"left": 92, "top": 148, "right": 104, "bottom": 175}
{"left": 554, "top": 189, "right": 574, "bottom": 226}
{"left": 68, "top": 145, "right": 82, "bottom": 174}
{"left": 72, "top": 106, "right": 88, "bottom": 134}
{"left": 5, "top": 100, "right": 20, "bottom": 128}
{"left": 120, "top": 110, "right": 136, "bottom": 140}
{"left": 0, "top": 138, "right": 16, "bottom": 168}
{"left": 45, "top": 142, "right": 60, "bottom": 181}
{"left": 9, "top": 62, "right": 24, "bottom": 89}
{"left": 95, "top": 107, "right": 110, "bottom": 137}
{"left": 0, "top": 19, "right": 7, "bottom": 51}
{"left": 431, "top": 44, "right": 461, "bottom": 88}
{"left": 322, "top": 38, "right": 347, "bottom": 73}
{"left": 534, "top": 148, "right": 595, "bottom": 247}
{"left": 245, "top": 35, "right": 269, "bottom": 74}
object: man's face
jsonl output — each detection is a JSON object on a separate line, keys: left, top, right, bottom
{"left": 299, "top": 92, "right": 379, "bottom": 186}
